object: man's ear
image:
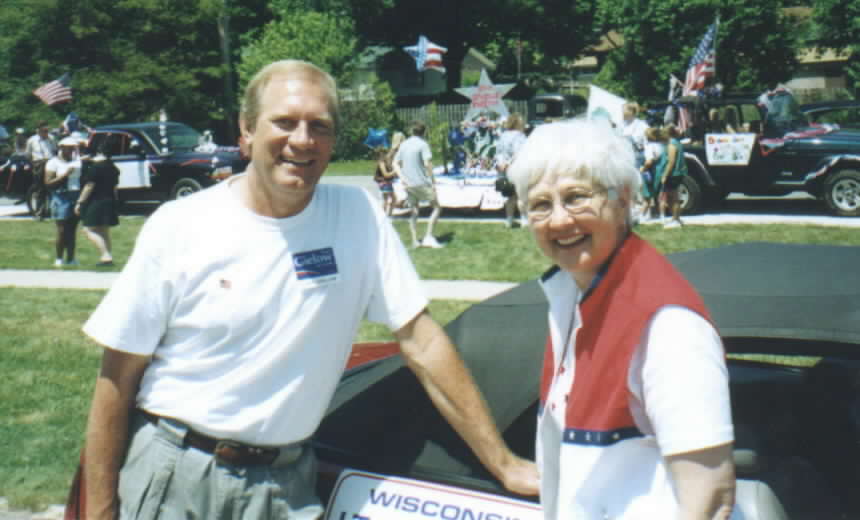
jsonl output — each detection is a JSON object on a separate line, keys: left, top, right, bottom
{"left": 239, "top": 118, "right": 253, "bottom": 155}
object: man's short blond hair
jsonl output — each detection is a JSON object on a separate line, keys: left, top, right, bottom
{"left": 240, "top": 60, "right": 340, "bottom": 132}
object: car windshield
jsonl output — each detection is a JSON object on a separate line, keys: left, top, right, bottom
{"left": 140, "top": 123, "right": 202, "bottom": 152}
{"left": 762, "top": 91, "right": 809, "bottom": 136}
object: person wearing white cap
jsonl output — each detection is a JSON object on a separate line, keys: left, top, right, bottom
{"left": 45, "top": 136, "right": 83, "bottom": 266}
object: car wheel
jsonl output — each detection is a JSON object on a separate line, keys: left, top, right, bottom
{"left": 170, "top": 178, "right": 204, "bottom": 200}
{"left": 823, "top": 169, "right": 860, "bottom": 217}
{"left": 679, "top": 175, "right": 704, "bottom": 215}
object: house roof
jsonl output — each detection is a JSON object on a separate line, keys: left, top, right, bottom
{"left": 462, "top": 48, "right": 495, "bottom": 71}
{"left": 797, "top": 47, "right": 853, "bottom": 64}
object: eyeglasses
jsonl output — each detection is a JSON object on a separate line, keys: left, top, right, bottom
{"left": 526, "top": 187, "right": 617, "bottom": 222}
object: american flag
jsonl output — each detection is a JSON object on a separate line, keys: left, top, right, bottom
{"left": 683, "top": 18, "right": 719, "bottom": 96}
{"left": 404, "top": 35, "right": 447, "bottom": 73}
{"left": 33, "top": 73, "right": 73, "bottom": 106}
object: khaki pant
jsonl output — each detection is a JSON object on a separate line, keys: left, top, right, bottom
{"left": 118, "top": 413, "right": 324, "bottom": 520}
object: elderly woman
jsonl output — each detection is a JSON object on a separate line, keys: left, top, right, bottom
{"left": 508, "top": 119, "right": 737, "bottom": 520}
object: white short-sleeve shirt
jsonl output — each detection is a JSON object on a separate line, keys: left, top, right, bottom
{"left": 83, "top": 177, "right": 428, "bottom": 445}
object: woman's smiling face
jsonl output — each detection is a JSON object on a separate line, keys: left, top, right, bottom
{"left": 527, "top": 170, "right": 630, "bottom": 289}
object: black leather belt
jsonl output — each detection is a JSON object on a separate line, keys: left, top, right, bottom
{"left": 137, "top": 409, "right": 280, "bottom": 466}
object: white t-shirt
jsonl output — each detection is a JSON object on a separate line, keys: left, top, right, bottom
{"left": 395, "top": 136, "right": 432, "bottom": 187}
{"left": 495, "top": 129, "right": 526, "bottom": 166}
{"left": 622, "top": 118, "right": 649, "bottom": 152}
{"left": 644, "top": 141, "right": 665, "bottom": 164}
{"left": 26, "top": 134, "right": 56, "bottom": 161}
{"left": 83, "top": 177, "right": 428, "bottom": 445}
{"left": 45, "top": 156, "right": 82, "bottom": 191}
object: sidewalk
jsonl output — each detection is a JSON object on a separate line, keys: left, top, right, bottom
{"left": 0, "top": 269, "right": 517, "bottom": 302}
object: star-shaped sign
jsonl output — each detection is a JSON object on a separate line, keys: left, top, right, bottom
{"left": 455, "top": 69, "right": 516, "bottom": 121}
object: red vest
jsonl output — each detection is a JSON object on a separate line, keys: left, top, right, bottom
{"left": 540, "top": 234, "right": 711, "bottom": 434}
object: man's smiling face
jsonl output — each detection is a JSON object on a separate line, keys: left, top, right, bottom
{"left": 241, "top": 75, "right": 336, "bottom": 206}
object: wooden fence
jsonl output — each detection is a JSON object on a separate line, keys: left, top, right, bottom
{"left": 395, "top": 100, "right": 529, "bottom": 127}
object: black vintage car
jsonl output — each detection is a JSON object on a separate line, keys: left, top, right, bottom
{"left": 89, "top": 122, "right": 247, "bottom": 202}
{"left": 662, "top": 90, "right": 860, "bottom": 217}
{"left": 526, "top": 93, "right": 587, "bottom": 132}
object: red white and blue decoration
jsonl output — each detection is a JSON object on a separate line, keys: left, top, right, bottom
{"left": 683, "top": 17, "right": 719, "bottom": 96}
{"left": 363, "top": 128, "right": 390, "bottom": 149}
{"left": 404, "top": 35, "right": 447, "bottom": 73}
{"left": 454, "top": 69, "right": 515, "bottom": 121}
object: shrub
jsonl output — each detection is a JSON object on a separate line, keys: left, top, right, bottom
{"left": 334, "top": 75, "right": 398, "bottom": 160}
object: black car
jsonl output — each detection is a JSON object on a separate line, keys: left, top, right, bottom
{"left": 527, "top": 93, "right": 587, "bottom": 132}
{"left": 801, "top": 100, "right": 860, "bottom": 130}
{"left": 88, "top": 122, "right": 247, "bottom": 202}
{"left": 314, "top": 242, "right": 860, "bottom": 520}
{"left": 663, "top": 90, "right": 860, "bottom": 217}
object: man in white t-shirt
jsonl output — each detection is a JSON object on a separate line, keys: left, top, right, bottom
{"left": 81, "top": 60, "right": 538, "bottom": 520}
{"left": 394, "top": 121, "right": 444, "bottom": 248}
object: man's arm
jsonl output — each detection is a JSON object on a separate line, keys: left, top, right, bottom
{"left": 666, "top": 443, "right": 736, "bottom": 520}
{"left": 394, "top": 310, "right": 539, "bottom": 496}
{"left": 84, "top": 348, "right": 150, "bottom": 520}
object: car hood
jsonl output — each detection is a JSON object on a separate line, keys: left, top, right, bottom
{"left": 669, "top": 242, "right": 860, "bottom": 351}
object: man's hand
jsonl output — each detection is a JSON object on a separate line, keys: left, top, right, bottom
{"left": 498, "top": 453, "right": 540, "bottom": 496}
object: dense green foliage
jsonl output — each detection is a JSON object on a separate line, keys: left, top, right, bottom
{"left": 809, "top": 0, "right": 860, "bottom": 94}
{"left": 0, "top": 0, "right": 271, "bottom": 142}
{"left": 0, "top": 1, "right": 852, "bottom": 159}
{"left": 593, "top": 0, "right": 800, "bottom": 101}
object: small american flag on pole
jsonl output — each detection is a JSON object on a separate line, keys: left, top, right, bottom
{"left": 683, "top": 18, "right": 719, "bottom": 96}
{"left": 33, "top": 73, "right": 73, "bottom": 106}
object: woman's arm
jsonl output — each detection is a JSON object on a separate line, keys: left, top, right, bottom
{"left": 75, "top": 182, "right": 95, "bottom": 216}
{"left": 636, "top": 307, "right": 736, "bottom": 519}
{"left": 44, "top": 163, "right": 64, "bottom": 187}
{"left": 667, "top": 444, "right": 736, "bottom": 520}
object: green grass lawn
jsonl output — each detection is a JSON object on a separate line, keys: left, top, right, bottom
{"left": 0, "top": 286, "right": 470, "bottom": 511}
{"left": 326, "top": 159, "right": 375, "bottom": 176}
{"left": 3, "top": 219, "right": 860, "bottom": 509}
{"left": 4, "top": 217, "right": 860, "bottom": 279}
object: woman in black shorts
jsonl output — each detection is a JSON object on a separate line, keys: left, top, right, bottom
{"left": 75, "top": 143, "right": 120, "bottom": 266}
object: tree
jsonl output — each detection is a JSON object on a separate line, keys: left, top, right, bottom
{"left": 809, "top": 0, "right": 860, "bottom": 95}
{"left": 236, "top": 5, "right": 358, "bottom": 89}
{"left": 0, "top": 0, "right": 271, "bottom": 140}
{"left": 594, "top": 0, "right": 799, "bottom": 102}
{"left": 343, "top": 0, "right": 601, "bottom": 92}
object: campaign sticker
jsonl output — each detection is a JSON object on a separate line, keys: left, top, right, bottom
{"left": 324, "top": 469, "right": 543, "bottom": 520}
{"left": 293, "top": 247, "right": 339, "bottom": 285}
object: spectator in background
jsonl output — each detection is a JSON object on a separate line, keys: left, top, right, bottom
{"left": 26, "top": 122, "right": 57, "bottom": 199}
{"left": 44, "top": 136, "right": 82, "bottom": 266}
{"left": 621, "top": 103, "right": 649, "bottom": 170}
{"left": 75, "top": 141, "right": 120, "bottom": 266}
{"left": 655, "top": 125, "right": 688, "bottom": 229}
{"left": 724, "top": 106, "right": 740, "bottom": 134}
{"left": 373, "top": 131, "right": 403, "bottom": 217}
{"left": 494, "top": 113, "right": 527, "bottom": 228}
{"left": 394, "top": 121, "right": 444, "bottom": 248}
{"left": 639, "top": 127, "right": 665, "bottom": 222}
{"left": 13, "top": 128, "right": 28, "bottom": 156}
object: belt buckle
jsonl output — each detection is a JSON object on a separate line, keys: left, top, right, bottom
{"left": 214, "top": 440, "right": 245, "bottom": 466}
